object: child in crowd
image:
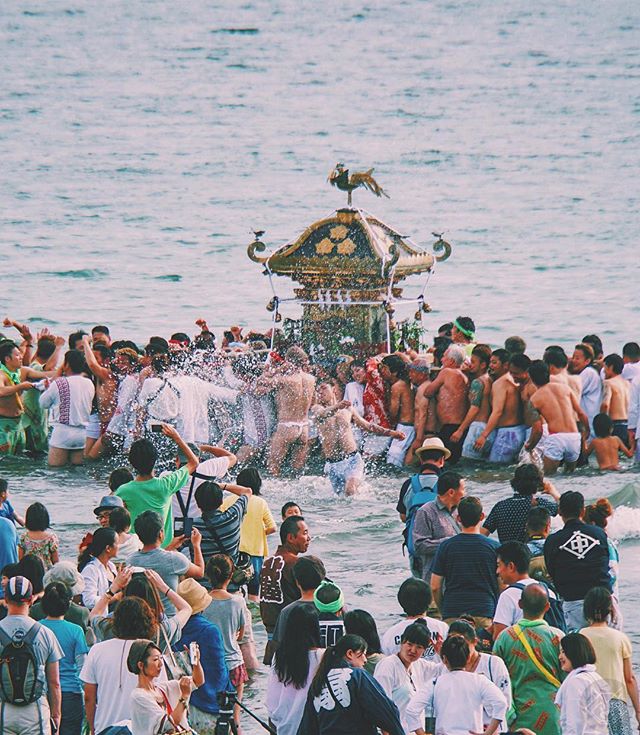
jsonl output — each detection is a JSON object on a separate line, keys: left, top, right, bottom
{"left": 281, "top": 501, "right": 302, "bottom": 519}
{"left": 108, "top": 467, "right": 133, "bottom": 493}
{"left": 586, "top": 413, "right": 633, "bottom": 470}
{"left": 18, "top": 502, "right": 59, "bottom": 569}
{"left": 313, "top": 580, "right": 346, "bottom": 648}
{"left": 0, "top": 478, "right": 24, "bottom": 525}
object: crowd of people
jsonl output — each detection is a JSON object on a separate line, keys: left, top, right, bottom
{"left": 0, "top": 315, "right": 639, "bottom": 735}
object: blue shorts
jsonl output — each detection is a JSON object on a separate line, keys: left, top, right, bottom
{"left": 325, "top": 451, "right": 365, "bottom": 494}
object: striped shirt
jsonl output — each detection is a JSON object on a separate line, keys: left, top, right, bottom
{"left": 194, "top": 495, "right": 248, "bottom": 565}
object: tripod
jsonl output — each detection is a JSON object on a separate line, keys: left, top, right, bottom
{"left": 214, "top": 691, "right": 276, "bottom": 735}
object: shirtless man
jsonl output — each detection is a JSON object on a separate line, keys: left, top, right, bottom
{"left": 258, "top": 346, "right": 316, "bottom": 476}
{"left": 379, "top": 355, "right": 415, "bottom": 467}
{"left": 452, "top": 344, "right": 493, "bottom": 460}
{"left": 406, "top": 359, "right": 436, "bottom": 465}
{"left": 82, "top": 335, "right": 119, "bottom": 459}
{"left": 601, "top": 353, "right": 630, "bottom": 444}
{"left": 0, "top": 341, "right": 40, "bottom": 454}
{"left": 421, "top": 345, "right": 469, "bottom": 462}
{"left": 474, "top": 348, "right": 526, "bottom": 464}
{"left": 312, "top": 383, "right": 404, "bottom": 495}
{"left": 451, "top": 315, "right": 476, "bottom": 357}
{"left": 525, "top": 360, "right": 589, "bottom": 475}
{"left": 543, "top": 346, "right": 582, "bottom": 401}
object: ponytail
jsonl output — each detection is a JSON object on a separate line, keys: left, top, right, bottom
{"left": 309, "top": 634, "right": 366, "bottom": 697}
{"left": 78, "top": 527, "right": 117, "bottom": 572}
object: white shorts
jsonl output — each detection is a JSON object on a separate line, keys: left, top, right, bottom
{"left": 324, "top": 452, "right": 365, "bottom": 495}
{"left": 544, "top": 432, "right": 581, "bottom": 463}
{"left": 85, "top": 412, "right": 101, "bottom": 440}
{"left": 386, "top": 424, "right": 416, "bottom": 467}
{"left": 462, "top": 421, "right": 495, "bottom": 460}
{"left": 50, "top": 424, "right": 86, "bottom": 450}
{"left": 488, "top": 425, "right": 526, "bottom": 464}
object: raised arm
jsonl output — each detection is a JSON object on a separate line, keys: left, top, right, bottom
{"left": 81, "top": 335, "right": 111, "bottom": 381}
{"left": 198, "top": 444, "right": 237, "bottom": 469}
{"left": 161, "top": 424, "right": 198, "bottom": 474}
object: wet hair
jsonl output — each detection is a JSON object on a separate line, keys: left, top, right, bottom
{"left": 170, "top": 332, "right": 190, "bottom": 345}
{"left": 310, "top": 634, "right": 367, "bottom": 697}
{"left": 509, "top": 353, "right": 531, "bottom": 372}
{"left": 18, "top": 555, "right": 45, "bottom": 595}
{"left": 441, "top": 635, "right": 469, "bottom": 668}
{"left": 109, "top": 507, "right": 132, "bottom": 534}
{"left": 92, "top": 344, "right": 112, "bottom": 363}
{"left": 78, "top": 528, "right": 118, "bottom": 572}
{"left": 108, "top": 467, "right": 133, "bottom": 492}
{"left": 63, "top": 350, "right": 86, "bottom": 375}
{"left": 206, "top": 554, "right": 234, "bottom": 588}
{"left": 236, "top": 467, "right": 262, "bottom": 496}
{"left": 133, "top": 511, "right": 163, "bottom": 545}
{"left": 113, "top": 597, "right": 158, "bottom": 640}
{"left": 511, "top": 463, "right": 544, "bottom": 496}
{"left": 582, "top": 334, "right": 603, "bottom": 359}
{"left": 593, "top": 413, "right": 613, "bottom": 438}
{"left": 195, "top": 481, "right": 224, "bottom": 512}
{"left": 527, "top": 506, "right": 551, "bottom": 534}
{"left": 25, "top": 502, "right": 50, "bottom": 531}
{"left": 528, "top": 359, "right": 550, "bottom": 386}
{"left": 128, "top": 439, "right": 158, "bottom": 476}
{"left": 280, "top": 515, "right": 304, "bottom": 545}
{"left": 497, "top": 541, "right": 531, "bottom": 574}
{"left": 491, "top": 348, "right": 510, "bottom": 365}
{"left": 0, "top": 342, "right": 18, "bottom": 366}
{"left": 274, "top": 605, "right": 321, "bottom": 688}
{"left": 574, "top": 343, "right": 594, "bottom": 363}
{"left": 285, "top": 346, "right": 308, "bottom": 367}
{"left": 623, "top": 342, "right": 640, "bottom": 360}
{"left": 584, "top": 498, "right": 613, "bottom": 529}
{"left": 604, "top": 353, "right": 623, "bottom": 375}
{"left": 344, "top": 610, "right": 382, "bottom": 654}
{"left": 447, "top": 619, "right": 478, "bottom": 642}
{"left": 437, "top": 471, "right": 462, "bottom": 496}
{"left": 471, "top": 343, "right": 492, "bottom": 367}
{"left": 401, "top": 618, "right": 431, "bottom": 648}
{"left": 92, "top": 325, "right": 110, "bottom": 337}
{"left": 125, "top": 573, "right": 164, "bottom": 619}
{"left": 281, "top": 501, "right": 301, "bottom": 519}
{"left": 293, "top": 557, "right": 326, "bottom": 591}
{"left": 41, "top": 582, "right": 71, "bottom": 617}
{"left": 561, "top": 633, "right": 596, "bottom": 669}
{"left": 454, "top": 316, "right": 475, "bottom": 336}
{"left": 381, "top": 354, "right": 409, "bottom": 381}
{"left": 36, "top": 337, "right": 56, "bottom": 360}
{"left": 559, "top": 491, "right": 584, "bottom": 519}
{"left": 505, "top": 336, "right": 526, "bottom": 355}
{"left": 457, "top": 496, "right": 483, "bottom": 528}
{"left": 583, "top": 586, "right": 613, "bottom": 623}
{"left": 397, "top": 577, "right": 431, "bottom": 616}
{"left": 543, "top": 345, "right": 568, "bottom": 369}
{"left": 67, "top": 331, "right": 87, "bottom": 350}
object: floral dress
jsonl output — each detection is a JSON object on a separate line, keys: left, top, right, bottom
{"left": 18, "top": 531, "right": 59, "bottom": 570}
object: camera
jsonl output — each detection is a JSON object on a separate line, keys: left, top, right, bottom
{"left": 173, "top": 516, "right": 193, "bottom": 539}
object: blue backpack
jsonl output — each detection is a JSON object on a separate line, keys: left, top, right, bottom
{"left": 403, "top": 474, "right": 439, "bottom": 557}
{"left": 509, "top": 582, "right": 567, "bottom": 633}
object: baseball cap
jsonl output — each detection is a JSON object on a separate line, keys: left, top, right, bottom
{"left": 6, "top": 576, "right": 33, "bottom": 603}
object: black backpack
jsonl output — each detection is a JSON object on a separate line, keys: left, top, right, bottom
{"left": 0, "top": 624, "right": 44, "bottom": 705}
{"left": 510, "top": 582, "right": 567, "bottom": 633}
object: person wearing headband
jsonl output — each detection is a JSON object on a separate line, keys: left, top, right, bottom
{"left": 452, "top": 316, "right": 477, "bottom": 357}
{"left": 314, "top": 580, "right": 346, "bottom": 648}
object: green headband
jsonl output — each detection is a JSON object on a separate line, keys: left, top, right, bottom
{"left": 313, "top": 581, "right": 344, "bottom": 614}
{"left": 454, "top": 318, "right": 475, "bottom": 340}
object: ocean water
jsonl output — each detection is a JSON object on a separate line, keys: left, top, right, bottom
{"left": 2, "top": 1, "right": 640, "bottom": 731}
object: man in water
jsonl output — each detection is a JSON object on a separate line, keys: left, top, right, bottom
{"left": 451, "top": 344, "right": 492, "bottom": 460}
{"left": 474, "top": 348, "right": 526, "bottom": 464}
{"left": 570, "top": 342, "right": 602, "bottom": 433}
{"left": 524, "top": 360, "right": 589, "bottom": 474}
{"left": 601, "top": 353, "right": 630, "bottom": 444}
{"left": 82, "top": 334, "right": 119, "bottom": 459}
{"left": 312, "top": 383, "right": 404, "bottom": 495}
{"left": 544, "top": 345, "right": 582, "bottom": 401}
{"left": 257, "top": 346, "right": 316, "bottom": 476}
{"left": 379, "top": 355, "right": 415, "bottom": 467}
{"left": 405, "top": 359, "right": 435, "bottom": 466}
{"left": 450, "top": 315, "right": 476, "bottom": 357}
{"left": 421, "top": 345, "right": 469, "bottom": 462}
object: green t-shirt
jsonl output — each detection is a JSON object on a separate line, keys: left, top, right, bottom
{"left": 116, "top": 466, "right": 189, "bottom": 547}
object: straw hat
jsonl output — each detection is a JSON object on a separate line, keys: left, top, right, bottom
{"left": 177, "top": 578, "right": 212, "bottom": 615}
{"left": 414, "top": 437, "right": 451, "bottom": 461}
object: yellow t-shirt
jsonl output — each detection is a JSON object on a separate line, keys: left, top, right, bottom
{"left": 580, "top": 625, "right": 632, "bottom": 701}
{"left": 221, "top": 495, "right": 276, "bottom": 557}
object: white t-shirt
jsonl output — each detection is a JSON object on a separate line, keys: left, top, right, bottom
{"left": 343, "top": 381, "right": 365, "bottom": 417}
{"left": 266, "top": 649, "right": 324, "bottom": 735}
{"left": 171, "top": 455, "right": 230, "bottom": 520}
{"left": 475, "top": 653, "right": 512, "bottom": 732}
{"left": 622, "top": 362, "right": 640, "bottom": 383}
{"left": 81, "top": 638, "right": 168, "bottom": 735}
{"left": 381, "top": 616, "right": 449, "bottom": 663}
{"left": 374, "top": 653, "right": 442, "bottom": 733}
{"left": 406, "top": 669, "right": 507, "bottom": 735}
{"left": 40, "top": 374, "right": 95, "bottom": 428}
{"left": 130, "top": 680, "right": 189, "bottom": 735}
{"left": 493, "top": 577, "right": 537, "bottom": 628}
